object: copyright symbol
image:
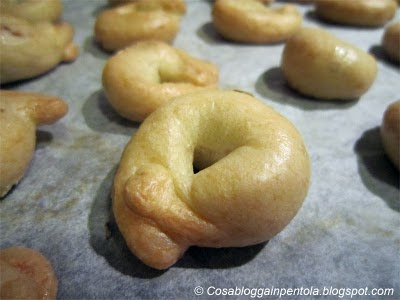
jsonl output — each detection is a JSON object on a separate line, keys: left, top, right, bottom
{"left": 194, "top": 286, "right": 204, "bottom": 295}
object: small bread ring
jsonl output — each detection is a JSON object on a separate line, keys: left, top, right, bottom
{"left": 113, "top": 90, "right": 311, "bottom": 269}
{"left": 0, "top": 15, "right": 79, "bottom": 84}
{"left": 0, "top": 247, "right": 58, "bottom": 300}
{"left": 102, "top": 41, "right": 218, "bottom": 122}
{"left": 212, "top": 0, "right": 302, "bottom": 43}
{"left": 0, "top": 90, "right": 68, "bottom": 197}
{"left": 284, "top": 0, "right": 315, "bottom": 3}
{"left": 282, "top": 27, "right": 377, "bottom": 100}
{"left": 0, "top": 0, "right": 63, "bottom": 23}
{"left": 382, "top": 22, "right": 400, "bottom": 63}
{"left": 108, "top": 0, "right": 187, "bottom": 7}
{"left": 381, "top": 100, "right": 400, "bottom": 170}
{"left": 315, "top": 0, "right": 398, "bottom": 27}
{"left": 95, "top": 0, "right": 186, "bottom": 51}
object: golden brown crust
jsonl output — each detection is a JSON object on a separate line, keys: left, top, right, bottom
{"left": 0, "top": 90, "right": 68, "bottom": 197}
{"left": 281, "top": 27, "right": 377, "bottom": 100}
{"left": 95, "top": 0, "right": 186, "bottom": 51}
{"left": 381, "top": 100, "right": 400, "bottom": 169}
{"left": 113, "top": 90, "right": 310, "bottom": 269}
{"left": 382, "top": 22, "right": 400, "bottom": 63}
{"left": 0, "top": 14, "right": 79, "bottom": 84}
{"left": 102, "top": 41, "right": 219, "bottom": 121}
{"left": 0, "top": 247, "right": 57, "bottom": 300}
{"left": 212, "top": 0, "right": 302, "bottom": 43}
{"left": 108, "top": 0, "right": 186, "bottom": 13}
{"left": 0, "top": 0, "right": 63, "bottom": 23}
{"left": 315, "top": 0, "right": 398, "bottom": 27}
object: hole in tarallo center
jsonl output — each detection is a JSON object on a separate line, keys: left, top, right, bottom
{"left": 192, "top": 128, "right": 244, "bottom": 175}
{"left": 192, "top": 144, "right": 240, "bottom": 175}
{"left": 193, "top": 164, "right": 201, "bottom": 174}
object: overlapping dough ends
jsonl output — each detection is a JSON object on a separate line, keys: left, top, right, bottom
{"left": 381, "top": 100, "right": 400, "bottom": 170}
{"left": 282, "top": 27, "right": 377, "bottom": 100}
{"left": 113, "top": 90, "right": 310, "bottom": 269}
{"left": 0, "top": 90, "right": 68, "bottom": 197}
{"left": 102, "top": 41, "right": 218, "bottom": 121}
{"left": 212, "top": 0, "right": 302, "bottom": 43}
{"left": 0, "top": 0, "right": 63, "bottom": 23}
{"left": 382, "top": 22, "right": 400, "bottom": 63}
{"left": 0, "top": 15, "right": 79, "bottom": 84}
{"left": 95, "top": 0, "right": 186, "bottom": 51}
{"left": 315, "top": 0, "right": 397, "bottom": 27}
{"left": 0, "top": 247, "right": 57, "bottom": 300}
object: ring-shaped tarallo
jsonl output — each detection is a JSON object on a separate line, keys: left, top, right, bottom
{"left": 212, "top": 0, "right": 302, "bottom": 43}
{"left": 113, "top": 90, "right": 311, "bottom": 269}
{"left": 102, "top": 41, "right": 219, "bottom": 122}
{"left": 0, "top": 247, "right": 58, "bottom": 300}
{"left": 281, "top": 28, "right": 377, "bottom": 100}
{"left": 315, "top": 0, "right": 398, "bottom": 27}
{"left": 0, "top": 90, "right": 68, "bottom": 198}
{"left": 95, "top": 0, "right": 186, "bottom": 51}
{"left": 382, "top": 22, "right": 400, "bottom": 62}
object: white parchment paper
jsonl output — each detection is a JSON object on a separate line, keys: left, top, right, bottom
{"left": 1, "top": 1, "right": 399, "bottom": 299}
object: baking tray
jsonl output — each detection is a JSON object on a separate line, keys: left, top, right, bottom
{"left": 0, "top": 0, "right": 399, "bottom": 299}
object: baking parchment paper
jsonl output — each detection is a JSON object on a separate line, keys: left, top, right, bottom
{"left": 0, "top": 0, "right": 399, "bottom": 299}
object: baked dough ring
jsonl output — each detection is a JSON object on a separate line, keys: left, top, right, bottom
{"left": 113, "top": 90, "right": 311, "bottom": 269}
{"left": 0, "top": 247, "right": 58, "bottom": 300}
{"left": 381, "top": 100, "right": 400, "bottom": 170}
{"left": 0, "top": 15, "right": 79, "bottom": 84}
{"left": 315, "top": 0, "right": 398, "bottom": 27}
{"left": 102, "top": 41, "right": 218, "bottom": 122}
{"left": 0, "top": 0, "right": 63, "bottom": 23}
{"left": 382, "top": 22, "right": 400, "bottom": 63}
{"left": 0, "top": 90, "right": 68, "bottom": 197}
{"left": 108, "top": 0, "right": 187, "bottom": 7}
{"left": 212, "top": 0, "right": 302, "bottom": 43}
{"left": 282, "top": 27, "right": 377, "bottom": 100}
{"left": 95, "top": 0, "right": 186, "bottom": 51}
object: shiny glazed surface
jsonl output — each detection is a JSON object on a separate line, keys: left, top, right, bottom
{"left": 282, "top": 27, "right": 377, "bottom": 100}
{"left": 0, "top": 90, "right": 68, "bottom": 197}
{"left": 0, "top": 14, "right": 78, "bottom": 84}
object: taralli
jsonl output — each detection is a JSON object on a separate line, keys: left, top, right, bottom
{"left": 281, "top": 27, "right": 377, "bottom": 100}
{"left": 0, "top": 247, "right": 57, "bottom": 300}
{"left": 108, "top": 0, "right": 188, "bottom": 5}
{"left": 315, "top": 0, "right": 398, "bottom": 27}
{"left": 285, "top": 0, "right": 315, "bottom": 3}
{"left": 382, "top": 22, "right": 400, "bottom": 62}
{"left": 212, "top": 0, "right": 302, "bottom": 43}
{"left": 0, "top": 90, "right": 68, "bottom": 197}
{"left": 95, "top": 0, "right": 186, "bottom": 51}
{"left": 102, "top": 41, "right": 218, "bottom": 121}
{"left": 381, "top": 100, "right": 400, "bottom": 170}
{"left": 0, "top": 14, "right": 78, "bottom": 84}
{"left": 113, "top": 90, "right": 311, "bottom": 269}
{"left": 0, "top": 0, "right": 63, "bottom": 23}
